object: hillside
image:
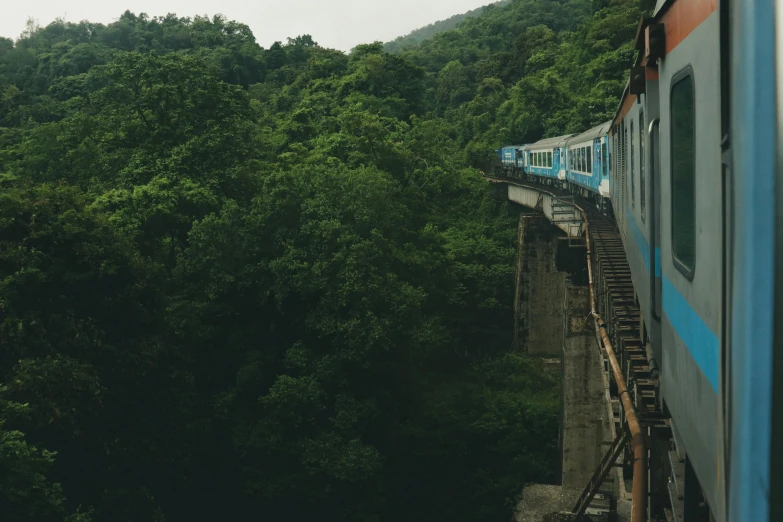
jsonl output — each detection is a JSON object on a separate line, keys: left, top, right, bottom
{"left": 383, "top": 1, "right": 510, "bottom": 53}
{"left": 0, "top": 2, "right": 646, "bottom": 522}
{"left": 396, "top": 0, "right": 647, "bottom": 164}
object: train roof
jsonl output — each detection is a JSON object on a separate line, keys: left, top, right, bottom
{"left": 565, "top": 121, "right": 612, "bottom": 146}
{"left": 525, "top": 134, "right": 576, "bottom": 150}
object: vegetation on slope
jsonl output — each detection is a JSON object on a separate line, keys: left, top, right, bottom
{"left": 383, "top": 1, "right": 510, "bottom": 54}
{"left": 0, "top": 1, "right": 646, "bottom": 520}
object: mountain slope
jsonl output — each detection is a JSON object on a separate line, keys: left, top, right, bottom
{"left": 383, "top": 1, "right": 510, "bottom": 53}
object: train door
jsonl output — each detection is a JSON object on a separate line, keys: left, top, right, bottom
{"left": 650, "top": 119, "right": 662, "bottom": 322}
{"left": 558, "top": 147, "right": 566, "bottom": 181}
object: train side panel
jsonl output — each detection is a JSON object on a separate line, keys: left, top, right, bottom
{"left": 657, "top": 7, "right": 724, "bottom": 520}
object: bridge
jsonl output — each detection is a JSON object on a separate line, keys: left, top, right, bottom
{"left": 488, "top": 176, "right": 672, "bottom": 522}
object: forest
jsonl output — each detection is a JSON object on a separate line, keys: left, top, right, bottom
{"left": 0, "top": 0, "right": 644, "bottom": 521}
{"left": 383, "top": 0, "right": 510, "bottom": 53}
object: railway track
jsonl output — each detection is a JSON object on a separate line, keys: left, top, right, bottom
{"left": 585, "top": 209, "right": 662, "bottom": 426}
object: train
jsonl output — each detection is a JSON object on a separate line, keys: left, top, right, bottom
{"left": 493, "top": 0, "right": 780, "bottom": 521}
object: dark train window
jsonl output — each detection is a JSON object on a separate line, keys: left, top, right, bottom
{"left": 602, "top": 139, "right": 609, "bottom": 177}
{"left": 548, "top": 151, "right": 552, "bottom": 168}
{"left": 586, "top": 146, "right": 592, "bottom": 173}
{"left": 671, "top": 71, "right": 696, "bottom": 276}
{"left": 640, "top": 111, "right": 646, "bottom": 221}
{"left": 631, "top": 120, "right": 636, "bottom": 207}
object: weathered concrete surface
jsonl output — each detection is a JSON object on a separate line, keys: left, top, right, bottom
{"left": 512, "top": 485, "right": 580, "bottom": 522}
{"left": 561, "top": 332, "right": 606, "bottom": 489}
{"left": 515, "top": 216, "right": 567, "bottom": 355}
{"left": 560, "top": 282, "right": 605, "bottom": 489}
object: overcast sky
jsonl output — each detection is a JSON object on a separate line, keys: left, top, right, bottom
{"left": 1, "top": 0, "right": 493, "bottom": 52}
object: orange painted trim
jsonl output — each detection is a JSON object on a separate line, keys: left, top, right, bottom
{"left": 660, "top": 0, "right": 718, "bottom": 53}
{"left": 612, "top": 0, "right": 714, "bottom": 130}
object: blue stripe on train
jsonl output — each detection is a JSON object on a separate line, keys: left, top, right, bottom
{"left": 624, "top": 209, "right": 719, "bottom": 393}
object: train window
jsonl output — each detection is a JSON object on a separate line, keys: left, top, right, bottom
{"left": 640, "top": 111, "right": 646, "bottom": 221}
{"left": 631, "top": 120, "right": 635, "bottom": 207}
{"left": 671, "top": 71, "right": 696, "bottom": 276}
{"left": 603, "top": 139, "right": 608, "bottom": 177}
{"left": 549, "top": 151, "right": 553, "bottom": 168}
{"left": 587, "top": 146, "right": 592, "bottom": 174}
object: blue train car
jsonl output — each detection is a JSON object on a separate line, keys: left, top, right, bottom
{"left": 490, "top": 0, "right": 781, "bottom": 519}
{"left": 608, "top": 0, "right": 780, "bottom": 519}
{"left": 729, "top": 0, "right": 779, "bottom": 521}
{"left": 565, "top": 121, "right": 611, "bottom": 200}
{"left": 523, "top": 134, "right": 575, "bottom": 182}
{"left": 500, "top": 145, "right": 524, "bottom": 168}
{"left": 494, "top": 145, "right": 526, "bottom": 179}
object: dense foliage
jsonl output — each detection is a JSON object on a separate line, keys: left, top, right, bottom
{"left": 383, "top": 1, "right": 510, "bottom": 54}
{"left": 0, "top": 1, "right": 645, "bottom": 520}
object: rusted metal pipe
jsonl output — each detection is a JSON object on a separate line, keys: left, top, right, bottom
{"left": 583, "top": 214, "right": 647, "bottom": 522}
